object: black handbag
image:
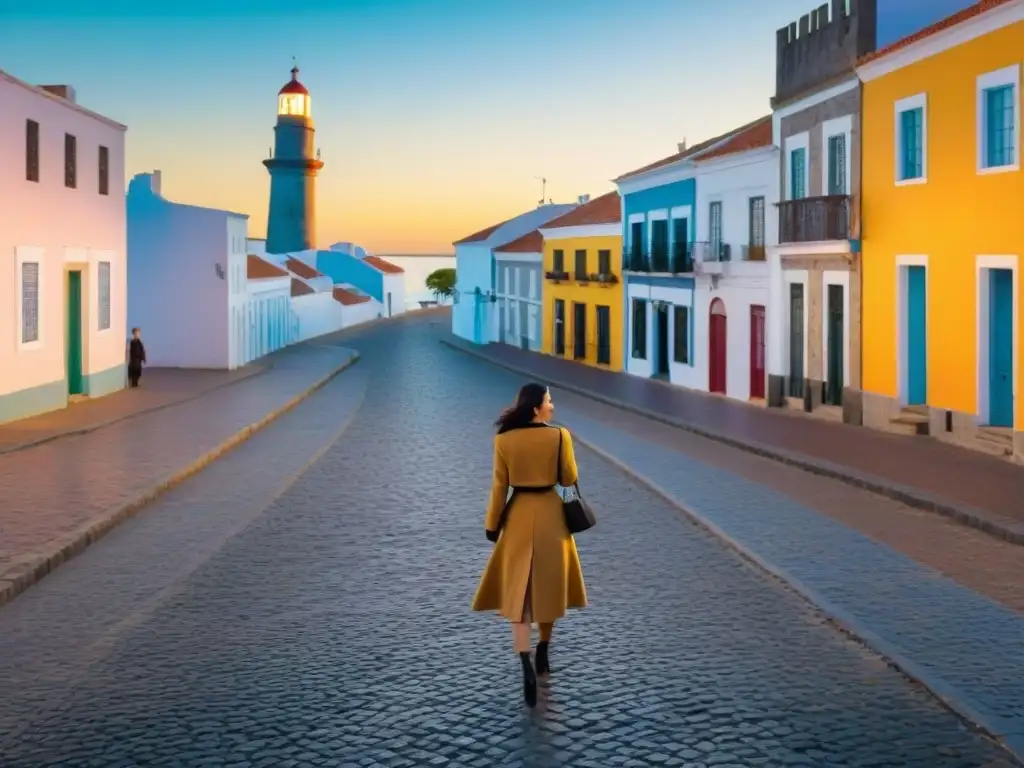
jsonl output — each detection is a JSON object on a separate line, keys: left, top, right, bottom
{"left": 557, "top": 430, "right": 596, "bottom": 535}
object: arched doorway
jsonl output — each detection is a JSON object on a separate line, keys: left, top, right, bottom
{"left": 709, "top": 298, "right": 727, "bottom": 394}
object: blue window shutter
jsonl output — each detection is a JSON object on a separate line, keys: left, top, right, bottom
{"left": 985, "top": 85, "right": 1015, "bottom": 167}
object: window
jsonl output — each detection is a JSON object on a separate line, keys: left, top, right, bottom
{"left": 552, "top": 249, "right": 564, "bottom": 272}
{"left": 597, "top": 249, "right": 611, "bottom": 275}
{"left": 98, "top": 146, "right": 110, "bottom": 195}
{"left": 673, "top": 305, "right": 690, "bottom": 364}
{"left": 574, "top": 249, "right": 587, "bottom": 279}
{"left": 978, "top": 66, "right": 1020, "bottom": 172}
{"left": 709, "top": 201, "right": 723, "bottom": 257}
{"left": 827, "top": 134, "right": 847, "bottom": 194}
{"left": 900, "top": 108, "right": 923, "bottom": 180}
{"left": 790, "top": 147, "right": 806, "bottom": 198}
{"left": 21, "top": 261, "right": 40, "bottom": 344}
{"left": 651, "top": 219, "right": 668, "bottom": 258}
{"left": 985, "top": 85, "right": 1015, "bottom": 168}
{"left": 629, "top": 221, "right": 643, "bottom": 261}
{"left": 64, "top": 133, "right": 77, "bottom": 188}
{"left": 631, "top": 298, "right": 647, "bottom": 359}
{"left": 98, "top": 261, "right": 111, "bottom": 330}
{"left": 748, "top": 196, "right": 765, "bottom": 260}
{"left": 26, "top": 119, "right": 39, "bottom": 182}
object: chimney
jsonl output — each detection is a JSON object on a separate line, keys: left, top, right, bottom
{"left": 577, "top": 194, "right": 591, "bottom": 205}
{"left": 40, "top": 84, "right": 77, "bottom": 104}
{"left": 149, "top": 170, "right": 162, "bottom": 195}
{"left": 677, "top": 138, "right": 688, "bottom": 153}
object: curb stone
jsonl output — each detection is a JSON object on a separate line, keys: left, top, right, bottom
{"left": 0, "top": 362, "right": 273, "bottom": 457}
{"left": 0, "top": 353, "right": 361, "bottom": 610}
{"left": 440, "top": 338, "right": 1024, "bottom": 547}
{"left": 566, "top": 426, "right": 1024, "bottom": 765}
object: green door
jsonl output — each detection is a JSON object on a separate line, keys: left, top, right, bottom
{"left": 67, "top": 271, "right": 84, "bottom": 395}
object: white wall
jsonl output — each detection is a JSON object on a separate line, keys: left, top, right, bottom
{"left": 127, "top": 180, "right": 233, "bottom": 369}
{"left": 625, "top": 281, "right": 694, "bottom": 382}
{"left": 292, "top": 292, "right": 345, "bottom": 341}
{"left": 693, "top": 149, "right": 778, "bottom": 251}
{"left": 381, "top": 272, "right": 405, "bottom": 317}
{"left": 698, "top": 276, "right": 769, "bottom": 400}
{"left": 0, "top": 71, "right": 128, "bottom": 419}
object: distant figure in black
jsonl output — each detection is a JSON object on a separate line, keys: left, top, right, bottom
{"left": 127, "top": 328, "right": 146, "bottom": 388}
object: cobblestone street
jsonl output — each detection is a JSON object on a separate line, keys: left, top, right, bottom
{"left": 0, "top": 315, "right": 1018, "bottom": 767}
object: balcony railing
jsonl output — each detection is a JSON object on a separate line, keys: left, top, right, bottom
{"left": 777, "top": 195, "right": 849, "bottom": 243}
{"left": 545, "top": 269, "right": 569, "bottom": 281}
{"left": 650, "top": 248, "right": 670, "bottom": 274}
{"left": 624, "top": 248, "right": 648, "bottom": 272}
{"left": 671, "top": 242, "right": 694, "bottom": 273}
{"left": 743, "top": 244, "right": 767, "bottom": 262}
{"left": 692, "top": 241, "right": 731, "bottom": 264}
{"left": 591, "top": 272, "right": 620, "bottom": 285}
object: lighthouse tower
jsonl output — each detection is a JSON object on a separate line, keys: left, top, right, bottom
{"left": 263, "top": 65, "right": 324, "bottom": 254}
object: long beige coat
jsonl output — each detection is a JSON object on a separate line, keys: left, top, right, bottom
{"left": 471, "top": 424, "right": 588, "bottom": 623}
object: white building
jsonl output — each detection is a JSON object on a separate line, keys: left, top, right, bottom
{"left": 284, "top": 256, "right": 379, "bottom": 341}
{"left": 688, "top": 117, "right": 777, "bottom": 402}
{"left": 0, "top": 70, "right": 127, "bottom": 424}
{"left": 128, "top": 171, "right": 296, "bottom": 369}
{"left": 493, "top": 229, "right": 543, "bottom": 350}
{"left": 451, "top": 203, "right": 577, "bottom": 345}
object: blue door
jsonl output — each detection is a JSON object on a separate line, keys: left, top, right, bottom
{"left": 906, "top": 266, "right": 927, "bottom": 405}
{"left": 989, "top": 268, "right": 1014, "bottom": 426}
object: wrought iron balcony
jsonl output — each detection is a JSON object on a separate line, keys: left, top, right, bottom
{"left": 650, "top": 248, "right": 670, "bottom": 274}
{"left": 591, "top": 272, "right": 620, "bottom": 285}
{"left": 670, "top": 242, "right": 694, "bottom": 273}
{"left": 777, "top": 195, "right": 849, "bottom": 243}
{"left": 545, "top": 269, "right": 569, "bottom": 281}
{"left": 624, "top": 248, "right": 649, "bottom": 272}
{"left": 692, "top": 241, "right": 731, "bottom": 264}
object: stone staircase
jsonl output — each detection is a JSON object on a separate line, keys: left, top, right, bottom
{"left": 975, "top": 426, "right": 1014, "bottom": 458}
{"left": 889, "top": 405, "right": 930, "bottom": 436}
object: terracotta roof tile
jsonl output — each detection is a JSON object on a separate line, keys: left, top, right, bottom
{"left": 495, "top": 229, "right": 543, "bottom": 253}
{"left": 247, "top": 254, "right": 290, "bottom": 279}
{"left": 542, "top": 191, "right": 621, "bottom": 228}
{"left": 285, "top": 257, "right": 323, "bottom": 280}
{"left": 363, "top": 254, "right": 405, "bottom": 274}
{"left": 858, "top": 0, "right": 1013, "bottom": 66}
{"left": 291, "top": 278, "right": 315, "bottom": 297}
{"left": 696, "top": 116, "right": 773, "bottom": 162}
{"left": 333, "top": 287, "right": 371, "bottom": 305}
{"left": 615, "top": 116, "right": 770, "bottom": 182}
{"left": 453, "top": 219, "right": 509, "bottom": 245}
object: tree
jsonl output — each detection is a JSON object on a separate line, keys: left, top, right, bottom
{"left": 425, "top": 267, "right": 456, "bottom": 301}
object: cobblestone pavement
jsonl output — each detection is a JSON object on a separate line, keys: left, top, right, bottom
{"left": 0, "top": 343, "right": 352, "bottom": 594}
{"left": 552, "top": 388, "right": 1024, "bottom": 614}
{"left": 452, "top": 333, "right": 1024, "bottom": 529}
{"left": 0, "top": 317, "right": 1015, "bottom": 767}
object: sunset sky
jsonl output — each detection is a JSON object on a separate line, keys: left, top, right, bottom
{"left": 1, "top": 0, "right": 969, "bottom": 254}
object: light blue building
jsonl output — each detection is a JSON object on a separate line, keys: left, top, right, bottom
{"left": 615, "top": 129, "right": 747, "bottom": 383}
{"left": 451, "top": 203, "right": 577, "bottom": 345}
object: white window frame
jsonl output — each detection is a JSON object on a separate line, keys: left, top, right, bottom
{"left": 821, "top": 114, "right": 854, "bottom": 194}
{"left": 16, "top": 246, "right": 44, "bottom": 352}
{"left": 95, "top": 257, "right": 113, "bottom": 333}
{"left": 976, "top": 64, "right": 1020, "bottom": 175}
{"left": 784, "top": 131, "right": 810, "bottom": 200}
{"left": 894, "top": 93, "right": 928, "bottom": 186}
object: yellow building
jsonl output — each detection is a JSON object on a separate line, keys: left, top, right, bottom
{"left": 538, "top": 192, "right": 624, "bottom": 370}
{"left": 856, "top": 0, "right": 1024, "bottom": 457}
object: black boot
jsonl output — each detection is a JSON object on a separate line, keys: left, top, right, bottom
{"left": 535, "top": 641, "right": 550, "bottom": 676}
{"left": 519, "top": 651, "right": 537, "bottom": 707}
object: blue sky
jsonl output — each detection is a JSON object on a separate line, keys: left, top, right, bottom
{"left": 0, "top": 0, "right": 972, "bottom": 251}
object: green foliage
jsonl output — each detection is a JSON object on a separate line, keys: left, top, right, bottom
{"left": 425, "top": 267, "right": 456, "bottom": 300}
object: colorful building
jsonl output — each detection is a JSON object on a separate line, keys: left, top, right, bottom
{"left": 0, "top": 69, "right": 127, "bottom": 424}
{"left": 537, "top": 192, "right": 624, "bottom": 370}
{"left": 765, "top": 0, "right": 876, "bottom": 425}
{"left": 451, "top": 203, "right": 576, "bottom": 345}
{"left": 856, "top": 0, "right": 1024, "bottom": 458}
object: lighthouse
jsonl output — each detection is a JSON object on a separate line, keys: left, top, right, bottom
{"left": 263, "top": 65, "right": 324, "bottom": 254}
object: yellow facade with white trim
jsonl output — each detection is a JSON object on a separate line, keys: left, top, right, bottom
{"left": 858, "top": 5, "right": 1024, "bottom": 432}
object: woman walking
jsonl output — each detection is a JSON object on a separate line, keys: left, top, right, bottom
{"left": 472, "top": 383, "right": 588, "bottom": 707}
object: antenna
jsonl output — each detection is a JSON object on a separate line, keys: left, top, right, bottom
{"left": 534, "top": 176, "right": 547, "bottom": 206}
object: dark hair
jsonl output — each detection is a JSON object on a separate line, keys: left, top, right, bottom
{"left": 131, "top": 327, "right": 140, "bottom": 334}
{"left": 495, "top": 382, "right": 548, "bottom": 434}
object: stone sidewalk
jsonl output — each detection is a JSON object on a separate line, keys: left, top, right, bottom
{"left": 444, "top": 336, "right": 1024, "bottom": 543}
{"left": 0, "top": 364, "right": 268, "bottom": 454}
{"left": 552, "top": 398, "right": 1024, "bottom": 761}
{"left": 0, "top": 342, "right": 358, "bottom": 608}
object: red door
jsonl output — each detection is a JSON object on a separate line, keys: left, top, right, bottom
{"left": 750, "top": 305, "right": 766, "bottom": 399}
{"left": 709, "top": 298, "right": 727, "bottom": 394}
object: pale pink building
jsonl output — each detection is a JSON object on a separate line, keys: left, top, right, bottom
{"left": 0, "top": 69, "right": 127, "bottom": 424}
